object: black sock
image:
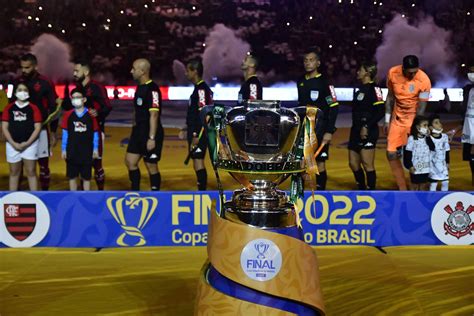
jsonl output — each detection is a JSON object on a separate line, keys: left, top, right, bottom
{"left": 366, "top": 170, "right": 376, "bottom": 190}
{"left": 352, "top": 169, "right": 366, "bottom": 190}
{"left": 316, "top": 171, "right": 327, "bottom": 190}
{"left": 196, "top": 169, "right": 207, "bottom": 191}
{"left": 150, "top": 172, "right": 161, "bottom": 191}
{"left": 128, "top": 169, "right": 140, "bottom": 191}
{"left": 470, "top": 161, "right": 474, "bottom": 184}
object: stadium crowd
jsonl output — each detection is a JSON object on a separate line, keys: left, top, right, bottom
{"left": 0, "top": 0, "right": 472, "bottom": 85}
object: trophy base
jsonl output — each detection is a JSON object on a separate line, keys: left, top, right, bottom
{"left": 224, "top": 188, "right": 297, "bottom": 228}
{"left": 194, "top": 210, "right": 325, "bottom": 315}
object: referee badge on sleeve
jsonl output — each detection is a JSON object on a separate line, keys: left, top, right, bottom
{"left": 357, "top": 93, "right": 365, "bottom": 101}
{"left": 310, "top": 90, "right": 319, "bottom": 101}
{"left": 137, "top": 98, "right": 143, "bottom": 106}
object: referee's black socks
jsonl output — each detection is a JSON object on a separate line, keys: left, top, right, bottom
{"left": 129, "top": 169, "right": 141, "bottom": 191}
{"left": 316, "top": 171, "right": 327, "bottom": 190}
{"left": 196, "top": 169, "right": 207, "bottom": 191}
{"left": 352, "top": 169, "right": 366, "bottom": 190}
{"left": 150, "top": 172, "right": 161, "bottom": 191}
{"left": 366, "top": 170, "right": 376, "bottom": 190}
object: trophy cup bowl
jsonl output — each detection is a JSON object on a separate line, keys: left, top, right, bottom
{"left": 216, "top": 100, "right": 304, "bottom": 229}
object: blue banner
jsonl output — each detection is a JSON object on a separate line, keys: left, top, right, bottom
{"left": 0, "top": 191, "right": 472, "bottom": 248}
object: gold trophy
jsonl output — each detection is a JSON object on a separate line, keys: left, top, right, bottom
{"left": 195, "top": 101, "right": 325, "bottom": 315}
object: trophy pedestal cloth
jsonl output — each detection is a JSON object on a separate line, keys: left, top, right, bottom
{"left": 195, "top": 101, "right": 325, "bottom": 315}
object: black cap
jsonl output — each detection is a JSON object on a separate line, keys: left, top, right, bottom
{"left": 402, "top": 55, "right": 419, "bottom": 69}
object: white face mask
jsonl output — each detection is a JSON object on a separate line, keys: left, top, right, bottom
{"left": 71, "top": 98, "right": 84, "bottom": 108}
{"left": 15, "top": 91, "right": 29, "bottom": 101}
{"left": 468, "top": 73, "right": 474, "bottom": 82}
{"left": 418, "top": 127, "right": 429, "bottom": 135}
{"left": 431, "top": 128, "right": 443, "bottom": 134}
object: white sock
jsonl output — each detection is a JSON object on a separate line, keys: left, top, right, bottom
{"left": 441, "top": 180, "right": 449, "bottom": 191}
{"left": 429, "top": 182, "right": 438, "bottom": 191}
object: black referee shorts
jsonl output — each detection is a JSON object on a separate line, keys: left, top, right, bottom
{"left": 462, "top": 143, "right": 474, "bottom": 161}
{"left": 348, "top": 126, "right": 378, "bottom": 152}
{"left": 127, "top": 125, "right": 164, "bottom": 163}
{"left": 315, "top": 132, "right": 329, "bottom": 162}
{"left": 187, "top": 130, "right": 208, "bottom": 160}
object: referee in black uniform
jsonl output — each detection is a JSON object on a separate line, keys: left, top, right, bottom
{"left": 297, "top": 50, "right": 339, "bottom": 190}
{"left": 348, "top": 61, "right": 384, "bottom": 190}
{"left": 179, "top": 59, "right": 213, "bottom": 190}
{"left": 238, "top": 55, "right": 263, "bottom": 103}
{"left": 125, "top": 58, "right": 164, "bottom": 191}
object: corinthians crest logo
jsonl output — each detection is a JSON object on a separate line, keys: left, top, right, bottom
{"left": 106, "top": 192, "right": 158, "bottom": 246}
{"left": 431, "top": 192, "right": 474, "bottom": 245}
{"left": 443, "top": 201, "right": 474, "bottom": 239}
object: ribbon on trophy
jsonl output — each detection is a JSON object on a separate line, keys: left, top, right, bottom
{"left": 290, "top": 106, "right": 320, "bottom": 228}
{"left": 106, "top": 193, "right": 158, "bottom": 246}
{"left": 202, "top": 104, "right": 227, "bottom": 216}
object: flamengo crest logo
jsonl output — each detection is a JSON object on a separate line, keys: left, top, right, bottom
{"left": 0, "top": 192, "right": 50, "bottom": 247}
{"left": 431, "top": 192, "right": 474, "bottom": 245}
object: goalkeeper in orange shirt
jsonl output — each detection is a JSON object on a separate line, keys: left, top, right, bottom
{"left": 384, "top": 55, "right": 432, "bottom": 190}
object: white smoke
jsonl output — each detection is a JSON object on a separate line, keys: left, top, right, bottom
{"left": 30, "top": 33, "right": 73, "bottom": 82}
{"left": 202, "top": 24, "right": 250, "bottom": 82}
{"left": 375, "top": 15, "right": 457, "bottom": 88}
{"left": 172, "top": 59, "right": 188, "bottom": 85}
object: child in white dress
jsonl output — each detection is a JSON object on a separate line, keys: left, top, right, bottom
{"left": 404, "top": 116, "right": 433, "bottom": 191}
{"left": 428, "top": 115, "right": 450, "bottom": 191}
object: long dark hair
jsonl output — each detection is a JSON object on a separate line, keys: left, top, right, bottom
{"left": 410, "top": 115, "right": 428, "bottom": 139}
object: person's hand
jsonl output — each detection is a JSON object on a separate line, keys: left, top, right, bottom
{"left": 61, "top": 151, "right": 67, "bottom": 159}
{"left": 360, "top": 126, "right": 368, "bottom": 139}
{"left": 322, "top": 132, "right": 332, "bottom": 145}
{"left": 12, "top": 142, "right": 23, "bottom": 151}
{"left": 147, "top": 139, "right": 156, "bottom": 151}
{"left": 192, "top": 132, "right": 199, "bottom": 146}
{"left": 50, "top": 132, "right": 57, "bottom": 148}
{"left": 409, "top": 167, "right": 415, "bottom": 174}
{"left": 92, "top": 150, "right": 99, "bottom": 159}
{"left": 446, "top": 129, "right": 457, "bottom": 142}
{"left": 178, "top": 129, "right": 186, "bottom": 140}
{"left": 89, "top": 109, "right": 98, "bottom": 117}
